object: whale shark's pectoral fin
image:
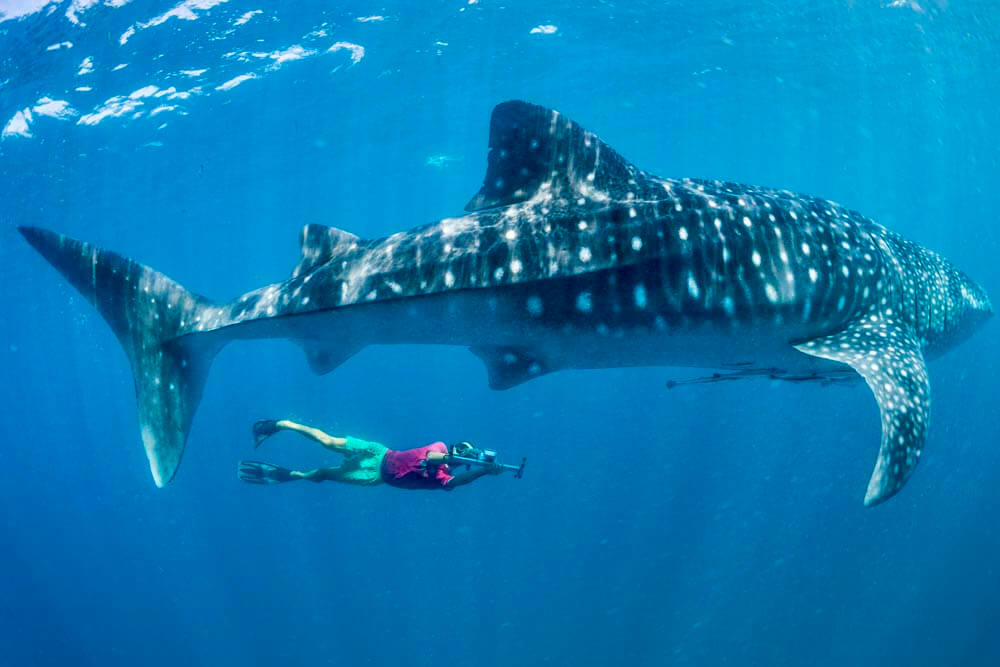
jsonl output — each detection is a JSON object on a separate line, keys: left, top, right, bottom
{"left": 470, "top": 345, "right": 549, "bottom": 390}
{"left": 794, "top": 313, "right": 930, "bottom": 506}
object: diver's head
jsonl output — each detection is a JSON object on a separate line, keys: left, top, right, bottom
{"left": 451, "top": 441, "right": 475, "bottom": 457}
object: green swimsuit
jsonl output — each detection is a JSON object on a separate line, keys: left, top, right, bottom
{"left": 322, "top": 436, "right": 389, "bottom": 485}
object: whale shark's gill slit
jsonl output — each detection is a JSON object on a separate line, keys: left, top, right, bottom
{"left": 794, "top": 312, "right": 930, "bottom": 506}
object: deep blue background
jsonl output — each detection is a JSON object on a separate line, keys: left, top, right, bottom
{"left": 1, "top": 2, "right": 998, "bottom": 665}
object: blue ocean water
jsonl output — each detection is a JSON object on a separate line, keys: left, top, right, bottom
{"left": 1, "top": 1, "right": 998, "bottom": 665}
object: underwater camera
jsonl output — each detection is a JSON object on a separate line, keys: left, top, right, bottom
{"left": 449, "top": 441, "right": 526, "bottom": 478}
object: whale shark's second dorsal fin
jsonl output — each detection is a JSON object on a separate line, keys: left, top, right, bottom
{"left": 293, "top": 223, "right": 365, "bottom": 278}
{"left": 465, "top": 101, "right": 649, "bottom": 212}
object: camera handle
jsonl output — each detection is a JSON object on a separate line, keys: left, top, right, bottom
{"left": 448, "top": 455, "right": 526, "bottom": 479}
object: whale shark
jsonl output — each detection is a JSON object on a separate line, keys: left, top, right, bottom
{"left": 20, "top": 100, "right": 991, "bottom": 505}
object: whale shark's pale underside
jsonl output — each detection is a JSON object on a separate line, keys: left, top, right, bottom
{"left": 20, "top": 101, "right": 991, "bottom": 505}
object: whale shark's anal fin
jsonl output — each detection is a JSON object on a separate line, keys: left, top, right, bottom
{"left": 19, "top": 226, "right": 223, "bottom": 487}
{"left": 470, "top": 345, "right": 550, "bottom": 390}
{"left": 297, "top": 339, "right": 361, "bottom": 375}
{"left": 794, "top": 313, "right": 930, "bottom": 506}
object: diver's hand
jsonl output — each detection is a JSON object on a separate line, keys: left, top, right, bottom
{"left": 253, "top": 419, "right": 280, "bottom": 448}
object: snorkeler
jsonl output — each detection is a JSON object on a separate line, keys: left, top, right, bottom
{"left": 238, "top": 419, "right": 519, "bottom": 490}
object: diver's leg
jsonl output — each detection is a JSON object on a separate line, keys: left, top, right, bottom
{"left": 290, "top": 462, "right": 380, "bottom": 486}
{"left": 253, "top": 418, "right": 348, "bottom": 452}
{"left": 276, "top": 420, "right": 348, "bottom": 451}
{"left": 289, "top": 467, "right": 340, "bottom": 483}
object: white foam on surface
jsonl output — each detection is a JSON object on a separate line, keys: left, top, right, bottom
{"left": 168, "top": 86, "right": 201, "bottom": 99}
{"left": 253, "top": 45, "right": 316, "bottom": 67}
{"left": 32, "top": 97, "right": 77, "bottom": 119}
{"left": 150, "top": 105, "right": 177, "bottom": 116}
{"left": 216, "top": 73, "right": 255, "bottom": 91}
{"left": 5, "top": 7, "right": 368, "bottom": 140}
{"left": 233, "top": 9, "right": 261, "bottom": 26}
{"left": 77, "top": 95, "right": 143, "bottom": 125}
{"left": 129, "top": 85, "right": 159, "bottom": 99}
{"left": 328, "top": 41, "right": 365, "bottom": 63}
{"left": 1, "top": 0, "right": 132, "bottom": 24}
{"left": 142, "top": 0, "right": 228, "bottom": 29}
{"left": 117, "top": 0, "right": 228, "bottom": 45}
{"left": 2, "top": 109, "right": 33, "bottom": 139}
{"left": 0, "top": 0, "right": 52, "bottom": 23}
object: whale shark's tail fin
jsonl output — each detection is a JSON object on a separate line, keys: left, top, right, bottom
{"left": 19, "top": 226, "right": 224, "bottom": 487}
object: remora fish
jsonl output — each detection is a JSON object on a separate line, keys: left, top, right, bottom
{"left": 20, "top": 101, "right": 991, "bottom": 505}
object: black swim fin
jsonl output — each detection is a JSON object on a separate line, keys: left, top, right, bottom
{"left": 238, "top": 460, "right": 294, "bottom": 484}
{"left": 252, "top": 419, "right": 280, "bottom": 448}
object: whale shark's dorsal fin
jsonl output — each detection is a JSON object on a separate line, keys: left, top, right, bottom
{"left": 465, "top": 101, "right": 648, "bottom": 212}
{"left": 293, "top": 223, "right": 364, "bottom": 278}
{"left": 794, "top": 312, "right": 930, "bottom": 506}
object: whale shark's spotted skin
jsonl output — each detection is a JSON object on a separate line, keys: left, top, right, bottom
{"left": 19, "top": 101, "right": 991, "bottom": 504}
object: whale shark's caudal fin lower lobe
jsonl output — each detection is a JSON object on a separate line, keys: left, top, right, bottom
{"left": 19, "top": 226, "right": 224, "bottom": 487}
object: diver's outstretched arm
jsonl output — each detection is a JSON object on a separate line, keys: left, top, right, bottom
{"left": 444, "top": 464, "right": 502, "bottom": 491}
